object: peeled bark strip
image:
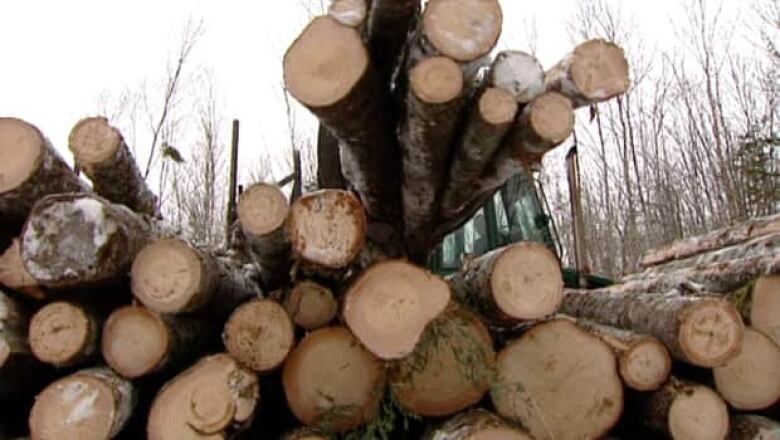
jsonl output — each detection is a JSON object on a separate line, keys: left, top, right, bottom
{"left": 544, "top": 39, "right": 631, "bottom": 108}
{"left": 728, "top": 415, "right": 780, "bottom": 440}
{"left": 344, "top": 260, "right": 450, "bottom": 359}
{"left": 491, "top": 319, "right": 624, "bottom": 440}
{"left": 0, "top": 118, "right": 87, "bottom": 228}
{"left": 147, "top": 354, "right": 260, "bottom": 440}
{"left": 237, "top": 183, "right": 291, "bottom": 285}
{"left": 425, "top": 409, "right": 533, "bottom": 440}
{"left": 288, "top": 190, "right": 367, "bottom": 270}
{"left": 713, "top": 328, "right": 780, "bottom": 410}
{"left": 223, "top": 299, "right": 294, "bottom": 373}
{"left": 131, "top": 238, "right": 260, "bottom": 314}
{"left": 643, "top": 377, "right": 729, "bottom": 440}
{"left": 283, "top": 327, "right": 385, "bottom": 433}
{"left": 284, "top": 16, "right": 401, "bottom": 223}
{"left": 390, "top": 304, "right": 495, "bottom": 417}
{"left": 487, "top": 50, "right": 545, "bottom": 103}
{"left": 29, "top": 301, "right": 99, "bottom": 367}
{"left": 449, "top": 242, "right": 563, "bottom": 326}
{"left": 503, "top": 91, "right": 575, "bottom": 161}
{"left": 329, "top": 0, "right": 368, "bottom": 29}
{"left": 439, "top": 87, "right": 517, "bottom": 219}
{"left": 102, "top": 305, "right": 210, "bottom": 379}
{"left": 283, "top": 280, "right": 338, "bottom": 330}
{"left": 29, "top": 367, "right": 136, "bottom": 440}
{"left": 68, "top": 117, "right": 158, "bottom": 217}
{"left": 366, "top": 0, "right": 419, "bottom": 84}
{"left": 0, "top": 239, "right": 46, "bottom": 300}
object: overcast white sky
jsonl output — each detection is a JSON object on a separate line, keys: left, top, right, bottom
{"left": 0, "top": 0, "right": 745, "bottom": 185}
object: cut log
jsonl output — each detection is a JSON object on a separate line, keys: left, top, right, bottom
{"left": 366, "top": 0, "right": 419, "bottom": 85}
{"left": 641, "top": 213, "right": 780, "bottom": 267}
{"left": 544, "top": 39, "right": 631, "bottom": 108}
{"left": 401, "top": 56, "right": 466, "bottom": 259}
{"left": 748, "top": 275, "right": 780, "bottom": 347}
{"left": 502, "top": 91, "right": 575, "bottom": 162}
{"left": 713, "top": 327, "right": 780, "bottom": 410}
{"left": 642, "top": 377, "right": 729, "bottom": 440}
{"left": 20, "top": 193, "right": 157, "bottom": 290}
{"left": 223, "top": 299, "right": 295, "bottom": 373}
{"left": 101, "top": 305, "right": 211, "bottom": 379}
{"left": 424, "top": 409, "right": 533, "bottom": 440}
{"left": 0, "top": 239, "right": 46, "bottom": 300}
{"left": 68, "top": 117, "right": 159, "bottom": 217}
{"left": 487, "top": 50, "right": 545, "bottom": 103}
{"left": 449, "top": 242, "right": 563, "bottom": 326}
{"left": 728, "top": 415, "right": 780, "bottom": 440}
{"left": 0, "top": 118, "right": 87, "bottom": 228}
{"left": 147, "top": 353, "right": 259, "bottom": 440}
{"left": 329, "top": 0, "right": 368, "bottom": 29}
{"left": 283, "top": 280, "right": 338, "bottom": 330}
{"left": 344, "top": 260, "right": 450, "bottom": 359}
{"left": 284, "top": 16, "right": 401, "bottom": 224}
{"left": 288, "top": 190, "right": 367, "bottom": 271}
{"left": 237, "top": 183, "right": 291, "bottom": 286}
{"left": 28, "top": 301, "right": 99, "bottom": 368}
{"left": 564, "top": 316, "right": 671, "bottom": 391}
{"left": 389, "top": 304, "right": 495, "bottom": 417}
{"left": 439, "top": 87, "right": 517, "bottom": 219}
{"left": 282, "top": 326, "right": 385, "bottom": 433}
{"left": 29, "top": 367, "right": 136, "bottom": 440}
{"left": 131, "top": 238, "right": 261, "bottom": 314}
{"left": 491, "top": 319, "right": 624, "bottom": 440}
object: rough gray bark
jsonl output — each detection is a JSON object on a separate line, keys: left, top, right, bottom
{"left": 642, "top": 377, "right": 729, "bottom": 440}
{"left": 367, "top": 0, "right": 420, "bottom": 85}
{"left": 728, "top": 415, "right": 780, "bottom": 440}
{"left": 424, "top": 409, "right": 533, "bottom": 440}
{"left": 316, "top": 125, "right": 345, "bottom": 190}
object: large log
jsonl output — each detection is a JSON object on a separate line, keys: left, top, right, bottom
{"left": 561, "top": 288, "right": 744, "bottom": 367}
{"left": 343, "top": 260, "right": 450, "bottom": 359}
{"left": 486, "top": 50, "right": 545, "bottom": 103}
{"left": 713, "top": 327, "right": 780, "bottom": 410}
{"left": 0, "top": 239, "right": 46, "bottom": 300}
{"left": 282, "top": 327, "right": 385, "bottom": 433}
{"left": 728, "top": 415, "right": 780, "bottom": 440}
{"left": 424, "top": 409, "right": 533, "bottom": 440}
{"left": 28, "top": 301, "right": 99, "bottom": 368}
{"left": 642, "top": 377, "right": 729, "bottom": 440}
{"left": 284, "top": 16, "right": 401, "bottom": 224}
{"left": 68, "top": 117, "right": 159, "bottom": 217}
{"left": 283, "top": 280, "right": 338, "bottom": 330}
{"left": 223, "top": 299, "right": 295, "bottom": 373}
{"left": 147, "top": 353, "right": 259, "bottom": 440}
{"left": 491, "top": 319, "right": 624, "bottom": 440}
{"left": 449, "top": 242, "right": 563, "bottom": 327}
{"left": 29, "top": 367, "right": 136, "bottom": 440}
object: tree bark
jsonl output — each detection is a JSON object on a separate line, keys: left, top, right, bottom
{"left": 147, "top": 353, "right": 259, "bottom": 440}
{"left": 0, "top": 239, "right": 46, "bottom": 300}
{"left": 641, "top": 377, "right": 729, "bottom": 440}
{"left": 68, "top": 117, "right": 159, "bottom": 217}
{"left": 0, "top": 289, "right": 40, "bottom": 401}
{"left": 728, "top": 415, "right": 780, "bottom": 440}
{"left": 424, "top": 409, "right": 533, "bottom": 440}
{"left": 491, "top": 319, "right": 624, "bottom": 440}
{"left": 29, "top": 367, "right": 136, "bottom": 440}
{"left": 366, "top": 0, "right": 420, "bottom": 86}
{"left": 315, "top": 125, "right": 345, "bottom": 190}
{"left": 28, "top": 301, "right": 99, "bottom": 368}
{"left": 223, "top": 299, "right": 295, "bottom": 373}
{"left": 283, "top": 280, "right": 338, "bottom": 330}
{"left": 487, "top": 50, "right": 545, "bottom": 103}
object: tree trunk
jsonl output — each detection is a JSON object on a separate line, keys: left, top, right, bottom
{"left": 487, "top": 50, "right": 545, "bottom": 103}
{"left": 0, "top": 118, "right": 87, "bottom": 230}
{"left": 642, "top": 377, "right": 729, "bottom": 440}
{"left": 282, "top": 327, "right": 385, "bottom": 433}
{"left": 101, "top": 305, "right": 212, "bottom": 379}
{"left": 284, "top": 16, "right": 401, "bottom": 224}
{"left": 283, "top": 280, "right": 338, "bottom": 330}
{"left": 68, "top": 117, "right": 159, "bottom": 217}
{"left": 449, "top": 242, "right": 563, "bottom": 327}
{"left": 728, "top": 415, "right": 780, "bottom": 440}
{"left": 223, "top": 299, "right": 295, "bottom": 373}
{"left": 29, "top": 367, "right": 136, "bottom": 440}
{"left": 329, "top": 0, "right": 369, "bottom": 30}
{"left": 343, "top": 260, "right": 450, "bottom": 359}
{"left": 491, "top": 319, "right": 624, "bottom": 440}
{"left": 0, "top": 239, "right": 46, "bottom": 300}
{"left": 561, "top": 288, "right": 744, "bottom": 367}
{"left": 424, "top": 409, "right": 534, "bottom": 440}
{"left": 366, "top": 0, "right": 420, "bottom": 85}
{"left": 544, "top": 39, "right": 631, "bottom": 108}
{"left": 389, "top": 304, "right": 495, "bottom": 417}
{"left": 439, "top": 87, "right": 517, "bottom": 219}
{"left": 315, "top": 125, "right": 345, "bottom": 190}
{"left": 147, "top": 353, "right": 259, "bottom": 440}
{"left": 131, "top": 238, "right": 261, "bottom": 315}
{"left": 500, "top": 91, "right": 575, "bottom": 164}
{"left": 28, "top": 301, "right": 99, "bottom": 368}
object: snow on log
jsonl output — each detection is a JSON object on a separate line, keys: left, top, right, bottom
{"left": 283, "top": 280, "right": 338, "bottom": 330}
{"left": 728, "top": 415, "right": 780, "bottom": 440}
{"left": 424, "top": 409, "right": 534, "bottom": 440}
{"left": 641, "top": 377, "right": 729, "bottom": 440}
{"left": 486, "top": 50, "right": 545, "bottom": 104}
{"left": 0, "top": 239, "right": 46, "bottom": 300}
{"left": 329, "top": 0, "right": 369, "bottom": 29}
{"left": 28, "top": 301, "right": 99, "bottom": 368}
{"left": 223, "top": 299, "right": 295, "bottom": 373}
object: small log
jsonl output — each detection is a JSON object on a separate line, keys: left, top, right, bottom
{"left": 283, "top": 280, "right": 338, "bottom": 330}
{"left": 284, "top": 16, "right": 401, "bottom": 224}
{"left": 28, "top": 301, "right": 99, "bottom": 368}
{"left": 0, "top": 118, "right": 87, "bottom": 228}
{"left": 502, "top": 91, "right": 575, "bottom": 163}
{"left": 29, "top": 367, "right": 136, "bottom": 440}
{"left": 487, "top": 50, "right": 545, "bottom": 103}
{"left": 366, "top": 0, "right": 419, "bottom": 85}
{"left": 237, "top": 183, "right": 291, "bottom": 286}
{"left": 223, "top": 299, "right": 295, "bottom": 373}
{"left": 344, "top": 260, "right": 450, "bottom": 359}
{"left": 329, "top": 0, "right": 368, "bottom": 29}
{"left": 282, "top": 327, "right": 385, "bottom": 433}
{"left": 68, "top": 117, "right": 159, "bottom": 217}
{"left": 491, "top": 319, "right": 624, "bottom": 440}
{"left": 713, "top": 327, "right": 780, "bottom": 410}
{"left": 642, "top": 377, "right": 729, "bottom": 440}
{"left": 0, "top": 239, "right": 46, "bottom": 300}
{"left": 101, "top": 305, "right": 211, "bottom": 379}
{"left": 449, "top": 242, "right": 563, "bottom": 326}
{"left": 131, "top": 238, "right": 261, "bottom": 314}
{"left": 561, "top": 288, "right": 744, "bottom": 367}
{"left": 728, "top": 415, "right": 780, "bottom": 440}
{"left": 545, "top": 39, "right": 631, "bottom": 108}
{"left": 147, "top": 353, "right": 260, "bottom": 440}
{"left": 424, "top": 409, "right": 533, "bottom": 440}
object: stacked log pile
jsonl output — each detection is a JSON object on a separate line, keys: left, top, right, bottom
{"left": 1, "top": 0, "right": 778, "bottom": 439}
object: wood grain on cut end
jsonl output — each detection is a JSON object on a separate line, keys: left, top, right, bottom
{"left": 283, "top": 16, "right": 368, "bottom": 108}
{"left": 284, "top": 280, "right": 338, "bottom": 330}
{"left": 237, "top": 183, "right": 289, "bottom": 237}
{"left": 131, "top": 239, "right": 202, "bottom": 313}
{"left": 667, "top": 384, "right": 729, "bottom": 440}
{"left": 0, "top": 117, "right": 43, "bottom": 194}
{"left": 679, "top": 299, "right": 744, "bottom": 367}
{"left": 528, "top": 92, "right": 575, "bottom": 146}
{"left": 619, "top": 337, "right": 672, "bottom": 392}
{"left": 751, "top": 275, "right": 780, "bottom": 347}
{"left": 283, "top": 327, "right": 385, "bottom": 433}
{"left": 714, "top": 327, "right": 780, "bottom": 410}
{"left": 423, "top": 0, "right": 502, "bottom": 62}
{"left": 29, "top": 302, "right": 96, "bottom": 367}
{"left": 568, "top": 39, "right": 630, "bottom": 102}
{"left": 223, "top": 299, "right": 294, "bottom": 373}
{"left": 479, "top": 88, "right": 518, "bottom": 126}
{"left": 0, "top": 239, "right": 46, "bottom": 300}
{"left": 410, "top": 56, "right": 464, "bottom": 104}
{"left": 68, "top": 117, "right": 122, "bottom": 168}
{"left": 102, "top": 306, "right": 170, "bottom": 379}
{"left": 344, "top": 260, "right": 450, "bottom": 359}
